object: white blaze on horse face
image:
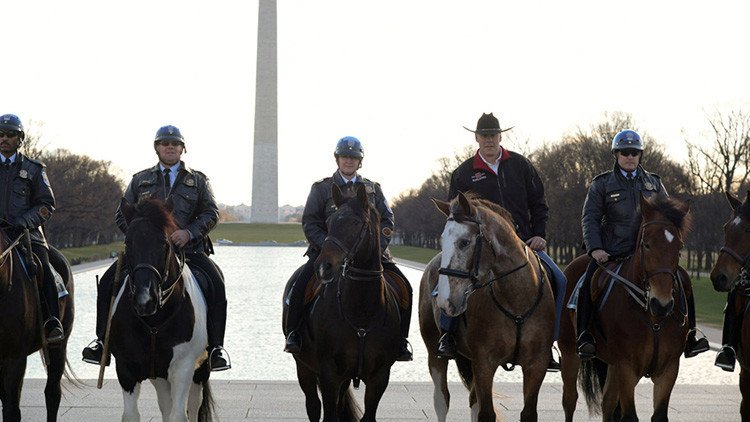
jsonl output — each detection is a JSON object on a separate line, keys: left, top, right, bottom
{"left": 436, "top": 221, "right": 472, "bottom": 311}
{"left": 664, "top": 229, "right": 675, "bottom": 243}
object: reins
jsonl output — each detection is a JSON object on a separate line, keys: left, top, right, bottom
{"left": 0, "top": 233, "right": 24, "bottom": 291}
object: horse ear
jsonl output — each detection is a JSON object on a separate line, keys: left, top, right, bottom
{"left": 356, "top": 183, "right": 368, "bottom": 206}
{"left": 332, "top": 183, "right": 345, "bottom": 208}
{"left": 639, "top": 193, "right": 654, "bottom": 215}
{"left": 432, "top": 198, "right": 451, "bottom": 217}
{"left": 726, "top": 191, "right": 744, "bottom": 211}
{"left": 120, "top": 198, "right": 135, "bottom": 224}
{"left": 457, "top": 192, "right": 475, "bottom": 217}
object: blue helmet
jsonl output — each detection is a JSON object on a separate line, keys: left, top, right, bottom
{"left": 0, "top": 114, "right": 24, "bottom": 140}
{"left": 611, "top": 129, "right": 643, "bottom": 152}
{"left": 154, "top": 125, "right": 185, "bottom": 144}
{"left": 334, "top": 136, "right": 364, "bottom": 159}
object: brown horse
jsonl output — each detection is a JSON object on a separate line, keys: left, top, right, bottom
{"left": 710, "top": 190, "right": 750, "bottom": 421}
{"left": 0, "top": 231, "right": 74, "bottom": 422}
{"left": 282, "top": 183, "right": 402, "bottom": 421}
{"left": 420, "top": 192, "right": 555, "bottom": 422}
{"left": 558, "top": 195, "right": 692, "bottom": 422}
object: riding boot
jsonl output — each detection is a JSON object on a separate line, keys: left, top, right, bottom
{"left": 82, "top": 262, "right": 118, "bottom": 365}
{"left": 684, "top": 294, "right": 709, "bottom": 358}
{"left": 42, "top": 272, "right": 65, "bottom": 344}
{"left": 396, "top": 305, "right": 413, "bottom": 361}
{"left": 208, "top": 298, "right": 231, "bottom": 371}
{"left": 576, "top": 260, "right": 597, "bottom": 359}
{"left": 285, "top": 259, "right": 316, "bottom": 354}
{"left": 436, "top": 312, "right": 457, "bottom": 359}
{"left": 716, "top": 291, "right": 740, "bottom": 372}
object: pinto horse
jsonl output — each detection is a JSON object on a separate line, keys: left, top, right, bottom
{"left": 111, "top": 198, "right": 213, "bottom": 422}
{"left": 0, "top": 231, "right": 74, "bottom": 422}
{"left": 558, "top": 195, "right": 692, "bottom": 422}
{"left": 282, "top": 183, "right": 402, "bottom": 422}
{"left": 420, "top": 192, "right": 555, "bottom": 422}
{"left": 710, "top": 190, "right": 750, "bottom": 420}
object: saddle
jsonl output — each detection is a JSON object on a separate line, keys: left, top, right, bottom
{"left": 303, "top": 269, "right": 410, "bottom": 310}
{"left": 568, "top": 260, "right": 624, "bottom": 310}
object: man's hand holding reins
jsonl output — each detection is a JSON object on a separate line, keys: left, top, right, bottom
{"left": 170, "top": 229, "right": 191, "bottom": 248}
{"left": 591, "top": 249, "right": 609, "bottom": 263}
{"left": 526, "top": 236, "right": 546, "bottom": 251}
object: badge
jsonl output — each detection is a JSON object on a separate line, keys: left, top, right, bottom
{"left": 365, "top": 185, "right": 374, "bottom": 194}
{"left": 609, "top": 193, "right": 620, "bottom": 198}
{"left": 471, "top": 172, "right": 487, "bottom": 182}
{"left": 644, "top": 182, "right": 654, "bottom": 190}
{"left": 382, "top": 227, "right": 392, "bottom": 238}
{"left": 39, "top": 206, "right": 50, "bottom": 218}
{"left": 185, "top": 177, "right": 195, "bottom": 187}
{"left": 19, "top": 169, "right": 28, "bottom": 178}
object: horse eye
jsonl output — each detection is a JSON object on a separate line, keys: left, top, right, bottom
{"left": 643, "top": 243, "right": 651, "bottom": 251}
{"left": 458, "top": 239, "right": 471, "bottom": 249}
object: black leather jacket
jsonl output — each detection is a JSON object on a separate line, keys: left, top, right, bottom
{"left": 0, "top": 153, "right": 55, "bottom": 247}
{"left": 302, "top": 171, "right": 394, "bottom": 259}
{"left": 582, "top": 164, "right": 666, "bottom": 258}
{"left": 115, "top": 162, "right": 219, "bottom": 255}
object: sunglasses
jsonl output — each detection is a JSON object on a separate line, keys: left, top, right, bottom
{"left": 158, "top": 140, "right": 183, "bottom": 147}
{"left": 618, "top": 149, "right": 641, "bottom": 157}
{"left": 0, "top": 131, "right": 19, "bottom": 139}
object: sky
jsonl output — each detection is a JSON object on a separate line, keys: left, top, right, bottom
{"left": 4, "top": 1, "right": 750, "bottom": 207}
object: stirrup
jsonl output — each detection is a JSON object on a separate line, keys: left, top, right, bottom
{"left": 209, "top": 346, "right": 231, "bottom": 372}
{"left": 396, "top": 339, "right": 413, "bottom": 362}
{"left": 44, "top": 317, "right": 65, "bottom": 344}
{"left": 547, "top": 344, "right": 561, "bottom": 373}
{"left": 684, "top": 328, "right": 710, "bottom": 358}
{"left": 715, "top": 346, "right": 736, "bottom": 372}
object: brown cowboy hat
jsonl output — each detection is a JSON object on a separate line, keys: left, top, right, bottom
{"left": 463, "top": 112, "right": 513, "bottom": 134}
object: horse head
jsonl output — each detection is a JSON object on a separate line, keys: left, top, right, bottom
{"left": 120, "top": 197, "right": 182, "bottom": 317}
{"left": 711, "top": 191, "right": 750, "bottom": 292}
{"left": 315, "top": 183, "right": 381, "bottom": 284}
{"left": 636, "top": 194, "right": 690, "bottom": 317}
{"left": 432, "top": 192, "right": 524, "bottom": 316}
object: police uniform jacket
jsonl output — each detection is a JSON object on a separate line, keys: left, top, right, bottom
{"left": 0, "top": 153, "right": 55, "bottom": 247}
{"left": 449, "top": 149, "right": 548, "bottom": 241}
{"left": 115, "top": 162, "right": 219, "bottom": 255}
{"left": 582, "top": 163, "right": 666, "bottom": 258}
{"left": 302, "top": 171, "right": 394, "bottom": 258}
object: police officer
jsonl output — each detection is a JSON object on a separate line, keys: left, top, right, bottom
{"left": 82, "top": 125, "right": 231, "bottom": 371}
{"left": 284, "top": 136, "right": 413, "bottom": 361}
{"left": 437, "top": 112, "right": 566, "bottom": 372}
{"left": 577, "top": 129, "right": 708, "bottom": 359}
{"left": 0, "top": 113, "right": 63, "bottom": 343}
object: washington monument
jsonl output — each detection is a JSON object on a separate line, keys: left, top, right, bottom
{"left": 251, "top": 0, "right": 278, "bottom": 223}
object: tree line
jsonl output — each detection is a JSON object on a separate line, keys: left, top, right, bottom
{"left": 391, "top": 110, "right": 750, "bottom": 274}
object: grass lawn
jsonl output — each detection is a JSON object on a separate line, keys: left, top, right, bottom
{"left": 692, "top": 276, "right": 727, "bottom": 327}
{"left": 390, "top": 245, "right": 439, "bottom": 264}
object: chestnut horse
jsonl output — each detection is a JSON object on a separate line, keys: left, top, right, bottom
{"left": 710, "top": 190, "right": 750, "bottom": 421}
{"left": 558, "top": 195, "right": 692, "bottom": 422}
{"left": 420, "top": 192, "right": 555, "bottom": 422}
{"left": 111, "top": 199, "right": 213, "bottom": 422}
{"left": 0, "top": 231, "right": 74, "bottom": 422}
{"left": 282, "top": 183, "right": 401, "bottom": 421}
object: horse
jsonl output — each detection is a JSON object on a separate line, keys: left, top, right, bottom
{"left": 420, "top": 192, "right": 555, "bottom": 422}
{"left": 282, "top": 183, "right": 402, "bottom": 422}
{"left": 0, "top": 230, "right": 74, "bottom": 422}
{"left": 710, "top": 190, "right": 750, "bottom": 421}
{"left": 558, "top": 194, "right": 692, "bottom": 422}
{"left": 111, "top": 198, "right": 213, "bottom": 422}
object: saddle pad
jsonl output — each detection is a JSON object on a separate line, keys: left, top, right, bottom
{"left": 567, "top": 261, "right": 623, "bottom": 310}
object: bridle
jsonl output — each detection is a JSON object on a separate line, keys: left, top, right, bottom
{"left": 718, "top": 243, "right": 750, "bottom": 291}
{"left": 126, "top": 220, "right": 186, "bottom": 308}
{"left": 0, "top": 233, "right": 24, "bottom": 291}
{"left": 322, "top": 212, "right": 382, "bottom": 283}
{"left": 437, "top": 216, "right": 528, "bottom": 292}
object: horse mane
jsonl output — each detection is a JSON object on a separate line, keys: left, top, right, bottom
{"left": 133, "top": 198, "right": 179, "bottom": 234}
{"left": 738, "top": 196, "right": 750, "bottom": 220}
{"left": 634, "top": 195, "right": 692, "bottom": 234}
{"left": 450, "top": 192, "right": 516, "bottom": 228}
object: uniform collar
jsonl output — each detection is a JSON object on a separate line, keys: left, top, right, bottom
{"left": 333, "top": 170, "right": 358, "bottom": 185}
{"left": 154, "top": 161, "right": 192, "bottom": 175}
{"left": 472, "top": 147, "right": 510, "bottom": 173}
{"left": 1, "top": 152, "right": 17, "bottom": 164}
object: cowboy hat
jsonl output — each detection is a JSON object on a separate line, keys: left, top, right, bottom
{"left": 463, "top": 112, "right": 513, "bottom": 134}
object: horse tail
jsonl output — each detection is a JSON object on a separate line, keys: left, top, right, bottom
{"left": 197, "top": 378, "right": 215, "bottom": 422}
{"left": 578, "top": 358, "right": 606, "bottom": 415}
{"left": 340, "top": 386, "right": 363, "bottom": 421}
{"left": 455, "top": 354, "right": 473, "bottom": 389}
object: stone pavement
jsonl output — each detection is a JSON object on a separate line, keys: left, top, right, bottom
{"left": 14, "top": 379, "right": 743, "bottom": 421}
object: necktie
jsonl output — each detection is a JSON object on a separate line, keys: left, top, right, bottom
{"left": 163, "top": 168, "right": 171, "bottom": 197}
{"left": 627, "top": 172, "right": 633, "bottom": 181}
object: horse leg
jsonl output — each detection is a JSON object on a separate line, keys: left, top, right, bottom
{"left": 427, "top": 354, "right": 450, "bottom": 422}
{"left": 1, "top": 357, "right": 27, "bottom": 422}
{"left": 612, "top": 366, "right": 639, "bottom": 422}
{"left": 560, "top": 352, "right": 580, "bottom": 422}
{"left": 167, "top": 361, "right": 199, "bottom": 422}
{"left": 650, "top": 359, "right": 679, "bottom": 422}
{"left": 361, "top": 367, "right": 391, "bottom": 422}
{"left": 520, "top": 359, "right": 547, "bottom": 422}
{"left": 44, "top": 347, "right": 66, "bottom": 422}
{"left": 295, "top": 359, "right": 321, "bottom": 421}
{"left": 470, "top": 359, "right": 498, "bottom": 422}
{"left": 600, "top": 367, "right": 619, "bottom": 422}
{"left": 319, "top": 365, "right": 344, "bottom": 422}
{"left": 740, "top": 366, "right": 750, "bottom": 421}
{"left": 122, "top": 382, "right": 142, "bottom": 422}
{"left": 187, "top": 381, "right": 204, "bottom": 422}
{"left": 150, "top": 378, "right": 173, "bottom": 419}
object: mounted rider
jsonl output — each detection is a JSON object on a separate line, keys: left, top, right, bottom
{"left": 82, "top": 125, "right": 231, "bottom": 371}
{"left": 576, "top": 129, "right": 709, "bottom": 359}
{"left": 0, "top": 113, "right": 64, "bottom": 344}
{"left": 437, "top": 112, "right": 567, "bottom": 372}
{"left": 284, "top": 136, "right": 413, "bottom": 361}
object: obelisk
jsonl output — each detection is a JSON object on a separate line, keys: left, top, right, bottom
{"left": 251, "top": 0, "right": 279, "bottom": 223}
